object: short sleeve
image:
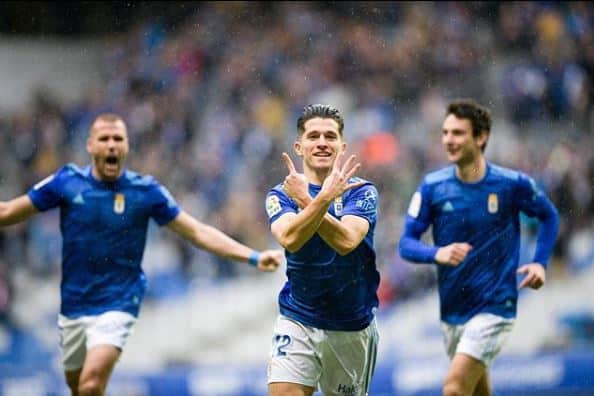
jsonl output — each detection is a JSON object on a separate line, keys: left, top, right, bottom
{"left": 149, "top": 182, "right": 181, "bottom": 225}
{"left": 27, "top": 167, "right": 65, "bottom": 211}
{"left": 265, "top": 188, "right": 297, "bottom": 225}
{"left": 342, "top": 183, "right": 378, "bottom": 226}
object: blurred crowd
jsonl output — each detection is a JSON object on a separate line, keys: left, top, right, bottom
{"left": 0, "top": 2, "right": 593, "bottom": 326}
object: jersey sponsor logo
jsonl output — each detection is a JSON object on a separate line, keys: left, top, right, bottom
{"left": 33, "top": 174, "right": 55, "bottom": 190}
{"left": 334, "top": 196, "right": 343, "bottom": 216}
{"left": 488, "top": 193, "right": 498, "bottom": 213}
{"left": 407, "top": 192, "right": 422, "bottom": 217}
{"left": 114, "top": 193, "right": 125, "bottom": 214}
{"left": 356, "top": 189, "right": 377, "bottom": 211}
{"left": 266, "top": 195, "right": 282, "bottom": 218}
{"left": 72, "top": 193, "right": 85, "bottom": 205}
{"left": 442, "top": 201, "right": 454, "bottom": 212}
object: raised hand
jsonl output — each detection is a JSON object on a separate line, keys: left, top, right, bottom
{"left": 517, "top": 263, "right": 546, "bottom": 289}
{"left": 320, "top": 151, "right": 365, "bottom": 201}
{"left": 435, "top": 242, "right": 473, "bottom": 266}
{"left": 257, "top": 249, "right": 284, "bottom": 272}
{"left": 281, "top": 152, "right": 310, "bottom": 206}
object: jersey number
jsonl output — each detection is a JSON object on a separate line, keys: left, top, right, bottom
{"left": 273, "top": 334, "right": 291, "bottom": 357}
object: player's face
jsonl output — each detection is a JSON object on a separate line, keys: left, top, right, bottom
{"left": 295, "top": 117, "right": 346, "bottom": 172}
{"left": 87, "top": 120, "right": 129, "bottom": 181}
{"left": 441, "top": 114, "right": 486, "bottom": 166}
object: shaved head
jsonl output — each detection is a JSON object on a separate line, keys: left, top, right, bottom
{"left": 90, "top": 113, "right": 127, "bottom": 137}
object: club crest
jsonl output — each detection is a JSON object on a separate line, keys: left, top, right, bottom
{"left": 488, "top": 193, "right": 498, "bottom": 214}
{"left": 334, "top": 196, "right": 343, "bottom": 216}
{"left": 114, "top": 193, "right": 126, "bottom": 214}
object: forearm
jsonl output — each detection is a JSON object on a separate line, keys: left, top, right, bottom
{"left": 189, "top": 222, "right": 254, "bottom": 262}
{"left": 398, "top": 235, "right": 439, "bottom": 263}
{"left": 279, "top": 194, "right": 332, "bottom": 252}
{"left": 317, "top": 215, "right": 361, "bottom": 255}
{"left": 0, "top": 196, "right": 38, "bottom": 226}
{"left": 533, "top": 205, "right": 560, "bottom": 267}
{"left": 291, "top": 194, "right": 359, "bottom": 254}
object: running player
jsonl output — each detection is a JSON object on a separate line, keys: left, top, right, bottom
{"left": 0, "top": 113, "right": 283, "bottom": 396}
{"left": 399, "top": 99, "right": 559, "bottom": 396}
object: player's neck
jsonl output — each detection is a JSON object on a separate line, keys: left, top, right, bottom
{"left": 304, "top": 167, "right": 329, "bottom": 186}
{"left": 455, "top": 155, "right": 486, "bottom": 183}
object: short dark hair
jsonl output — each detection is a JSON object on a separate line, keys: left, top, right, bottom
{"left": 446, "top": 99, "right": 491, "bottom": 151}
{"left": 297, "top": 104, "right": 344, "bottom": 135}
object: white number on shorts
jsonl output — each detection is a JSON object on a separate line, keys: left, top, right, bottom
{"left": 273, "top": 334, "right": 291, "bottom": 357}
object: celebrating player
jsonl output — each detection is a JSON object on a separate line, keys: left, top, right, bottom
{"left": 0, "top": 113, "right": 283, "bottom": 396}
{"left": 399, "top": 99, "right": 559, "bottom": 396}
{"left": 265, "top": 104, "right": 380, "bottom": 396}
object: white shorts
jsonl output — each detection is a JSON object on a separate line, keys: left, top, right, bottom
{"left": 441, "top": 313, "right": 514, "bottom": 367}
{"left": 58, "top": 311, "right": 137, "bottom": 371}
{"left": 267, "top": 315, "right": 379, "bottom": 396}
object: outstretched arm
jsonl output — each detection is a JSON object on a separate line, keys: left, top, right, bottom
{"left": 167, "top": 211, "right": 282, "bottom": 272}
{"left": 0, "top": 195, "right": 38, "bottom": 226}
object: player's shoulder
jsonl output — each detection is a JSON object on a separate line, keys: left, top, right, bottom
{"left": 348, "top": 177, "right": 377, "bottom": 195}
{"left": 268, "top": 182, "right": 287, "bottom": 196}
{"left": 488, "top": 163, "right": 521, "bottom": 179}
{"left": 122, "top": 169, "right": 159, "bottom": 188}
{"left": 423, "top": 165, "right": 456, "bottom": 185}
{"left": 62, "top": 163, "right": 88, "bottom": 176}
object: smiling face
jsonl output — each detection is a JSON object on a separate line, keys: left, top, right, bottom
{"left": 441, "top": 114, "right": 487, "bottom": 167}
{"left": 86, "top": 118, "right": 129, "bottom": 181}
{"left": 294, "top": 117, "right": 346, "bottom": 176}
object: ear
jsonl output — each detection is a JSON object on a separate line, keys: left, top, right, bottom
{"left": 86, "top": 137, "right": 92, "bottom": 155}
{"left": 293, "top": 140, "right": 303, "bottom": 156}
{"left": 477, "top": 130, "right": 489, "bottom": 150}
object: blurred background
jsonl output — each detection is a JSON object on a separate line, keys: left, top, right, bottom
{"left": 0, "top": 2, "right": 593, "bottom": 395}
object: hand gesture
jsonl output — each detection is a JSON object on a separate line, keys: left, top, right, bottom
{"left": 320, "top": 151, "right": 365, "bottom": 201}
{"left": 257, "top": 249, "right": 284, "bottom": 272}
{"left": 517, "top": 263, "right": 546, "bottom": 289}
{"left": 281, "top": 153, "right": 310, "bottom": 207}
{"left": 435, "top": 242, "right": 473, "bottom": 266}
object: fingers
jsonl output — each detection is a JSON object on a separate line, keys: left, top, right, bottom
{"left": 518, "top": 272, "right": 535, "bottom": 289}
{"left": 341, "top": 154, "right": 358, "bottom": 173}
{"left": 516, "top": 265, "right": 529, "bottom": 275}
{"left": 344, "top": 161, "right": 361, "bottom": 181}
{"left": 518, "top": 265, "right": 546, "bottom": 289}
{"left": 333, "top": 151, "right": 346, "bottom": 171}
{"left": 282, "top": 152, "right": 297, "bottom": 174}
{"left": 257, "top": 250, "right": 283, "bottom": 272}
{"left": 345, "top": 180, "right": 366, "bottom": 191}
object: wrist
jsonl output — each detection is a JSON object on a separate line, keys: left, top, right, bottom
{"left": 248, "top": 250, "right": 261, "bottom": 267}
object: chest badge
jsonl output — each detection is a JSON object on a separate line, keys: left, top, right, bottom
{"left": 488, "top": 193, "right": 498, "bottom": 214}
{"left": 334, "top": 196, "right": 343, "bottom": 216}
{"left": 114, "top": 193, "right": 126, "bottom": 214}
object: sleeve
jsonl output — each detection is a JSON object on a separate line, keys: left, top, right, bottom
{"left": 26, "top": 167, "right": 65, "bottom": 211}
{"left": 515, "top": 173, "right": 559, "bottom": 267}
{"left": 149, "top": 181, "right": 181, "bottom": 226}
{"left": 341, "top": 183, "right": 378, "bottom": 226}
{"left": 398, "top": 182, "right": 439, "bottom": 263}
{"left": 265, "top": 188, "right": 297, "bottom": 226}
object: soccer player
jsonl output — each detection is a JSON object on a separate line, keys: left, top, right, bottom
{"left": 399, "top": 99, "right": 559, "bottom": 396}
{"left": 0, "top": 113, "right": 283, "bottom": 396}
{"left": 265, "top": 104, "right": 380, "bottom": 396}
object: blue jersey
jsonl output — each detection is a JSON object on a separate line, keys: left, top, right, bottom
{"left": 27, "top": 164, "right": 180, "bottom": 318}
{"left": 266, "top": 179, "right": 380, "bottom": 331}
{"left": 399, "top": 163, "right": 559, "bottom": 324}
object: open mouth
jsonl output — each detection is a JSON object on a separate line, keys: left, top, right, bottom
{"left": 313, "top": 152, "right": 332, "bottom": 157}
{"left": 105, "top": 155, "right": 118, "bottom": 165}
